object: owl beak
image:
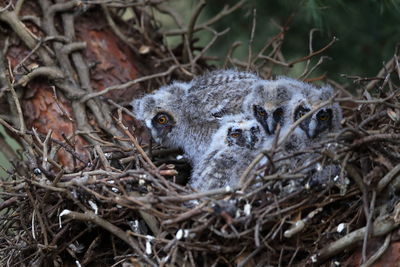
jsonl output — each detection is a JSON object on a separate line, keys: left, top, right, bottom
{"left": 307, "top": 119, "right": 318, "bottom": 139}
{"left": 267, "top": 118, "right": 277, "bottom": 135}
{"left": 246, "top": 134, "right": 258, "bottom": 149}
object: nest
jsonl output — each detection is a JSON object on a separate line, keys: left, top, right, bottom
{"left": 1, "top": 1, "right": 400, "bottom": 266}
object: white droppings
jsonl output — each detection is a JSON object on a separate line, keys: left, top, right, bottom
{"left": 146, "top": 235, "right": 154, "bottom": 241}
{"left": 105, "top": 153, "right": 112, "bottom": 159}
{"left": 75, "top": 260, "right": 82, "bottom": 267}
{"left": 145, "top": 240, "right": 152, "bottom": 255}
{"left": 244, "top": 203, "right": 251, "bottom": 216}
{"left": 116, "top": 205, "right": 122, "bottom": 208}
{"left": 111, "top": 187, "right": 119, "bottom": 193}
{"left": 225, "top": 186, "right": 232, "bottom": 192}
{"left": 176, "top": 155, "right": 184, "bottom": 160}
{"left": 107, "top": 180, "right": 115, "bottom": 184}
{"left": 161, "top": 255, "right": 170, "bottom": 263}
{"left": 60, "top": 209, "right": 71, "bottom": 217}
{"left": 176, "top": 229, "right": 183, "bottom": 240}
{"left": 59, "top": 209, "right": 71, "bottom": 228}
{"left": 235, "top": 210, "right": 241, "bottom": 218}
{"left": 334, "top": 261, "right": 341, "bottom": 266}
{"left": 311, "top": 254, "right": 318, "bottom": 263}
{"left": 88, "top": 200, "right": 98, "bottom": 214}
{"left": 337, "top": 223, "right": 346, "bottom": 233}
{"left": 139, "top": 179, "right": 145, "bottom": 185}
{"left": 333, "top": 175, "right": 340, "bottom": 182}
{"left": 184, "top": 229, "right": 189, "bottom": 238}
{"left": 305, "top": 182, "right": 310, "bottom": 190}
{"left": 316, "top": 163, "right": 322, "bottom": 172}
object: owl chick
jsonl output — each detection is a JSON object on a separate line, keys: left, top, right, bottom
{"left": 189, "top": 115, "right": 270, "bottom": 191}
{"left": 131, "top": 81, "right": 190, "bottom": 149}
{"left": 172, "top": 70, "right": 262, "bottom": 163}
{"left": 132, "top": 70, "right": 261, "bottom": 164}
{"left": 291, "top": 83, "right": 342, "bottom": 146}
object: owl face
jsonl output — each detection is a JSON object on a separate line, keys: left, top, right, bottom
{"left": 252, "top": 104, "right": 285, "bottom": 135}
{"left": 132, "top": 82, "right": 188, "bottom": 146}
{"left": 215, "top": 115, "right": 265, "bottom": 151}
{"left": 243, "top": 80, "right": 292, "bottom": 136}
{"left": 294, "top": 106, "right": 334, "bottom": 139}
{"left": 226, "top": 123, "right": 261, "bottom": 149}
{"left": 292, "top": 85, "right": 341, "bottom": 140}
{"left": 150, "top": 112, "right": 176, "bottom": 142}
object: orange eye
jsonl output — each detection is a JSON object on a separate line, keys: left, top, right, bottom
{"left": 319, "top": 114, "right": 329, "bottom": 121}
{"left": 157, "top": 115, "right": 168, "bottom": 124}
{"left": 258, "top": 110, "right": 266, "bottom": 116}
{"left": 230, "top": 132, "right": 241, "bottom": 138}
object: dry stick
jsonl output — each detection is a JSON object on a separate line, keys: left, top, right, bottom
{"left": 81, "top": 64, "right": 187, "bottom": 102}
{"left": 252, "top": 30, "right": 285, "bottom": 66}
{"left": 41, "top": 130, "right": 53, "bottom": 171}
{"left": 101, "top": 4, "right": 140, "bottom": 55}
{"left": 361, "top": 233, "right": 391, "bottom": 267}
{"left": 299, "top": 29, "right": 320, "bottom": 79}
{"left": 129, "top": 191, "right": 160, "bottom": 236}
{"left": 288, "top": 36, "right": 337, "bottom": 67}
{"left": 362, "top": 190, "right": 376, "bottom": 264}
{"left": 162, "top": 202, "right": 207, "bottom": 225}
{"left": 394, "top": 54, "right": 400, "bottom": 80}
{"left": 186, "top": 0, "right": 206, "bottom": 49}
{"left": 192, "top": 27, "right": 230, "bottom": 66}
{"left": 365, "top": 58, "right": 395, "bottom": 91}
{"left": 63, "top": 210, "right": 157, "bottom": 267}
{"left": 300, "top": 56, "right": 331, "bottom": 81}
{"left": 377, "top": 163, "right": 400, "bottom": 193}
{"left": 246, "top": 9, "right": 256, "bottom": 71}
{"left": 224, "top": 41, "right": 242, "bottom": 68}
{"left": 115, "top": 113, "right": 157, "bottom": 170}
{"left": 0, "top": 57, "right": 25, "bottom": 133}
{"left": 279, "top": 96, "right": 336, "bottom": 148}
{"left": 156, "top": 187, "right": 235, "bottom": 202}
{"left": 157, "top": 2, "right": 185, "bottom": 29}
{"left": 316, "top": 213, "right": 400, "bottom": 262}
{"left": 162, "top": 0, "right": 246, "bottom": 36}
{"left": 16, "top": 66, "right": 64, "bottom": 86}
{"left": 0, "top": 10, "right": 54, "bottom": 65}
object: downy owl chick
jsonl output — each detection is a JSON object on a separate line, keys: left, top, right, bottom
{"left": 297, "top": 86, "right": 343, "bottom": 141}
{"left": 132, "top": 70, "right": 261, "bottom": 164}
{"left": 189, "top": 115, "right": 270, "bottom": 191}
{"left": 131, "top": 81, "right": 191, "bottom": 150}
{"left": 178, "top": 70, "right": 262, "bottom": 163}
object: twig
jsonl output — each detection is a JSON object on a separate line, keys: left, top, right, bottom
{"left": 361, "top": 233, "right": 391, "bottom": 267}
{"left": 288, "top": 36, "right": 337, "bottom": 67}
{"left": 316, "top": 213, "right": 400, "bottom": 261}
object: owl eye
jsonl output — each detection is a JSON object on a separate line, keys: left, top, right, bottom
{"left": 294, "top": 106, "right": 310, "bottom": 121}
{"left": 229, "top": 129, "right": 242, "bottom": 138}
{"left": 155, "top": 114, "right": 168, "bottom": 124}
{"left": 317, "top": 110, "right": 332, "bottom": 121}
{"left": 254, "top": 105, "right": 266, "bottom": 117}
{"left": 273, "top": 107, "right": 284, "bottom": 121}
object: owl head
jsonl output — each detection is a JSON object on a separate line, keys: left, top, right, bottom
{"left": 243, "top": 79, "right": 295, "bottom": 136}
{"left": 292, "top": 84, "right": 342, "bottom": 140}
{"left": 131, "top": 82, "right": 190, "bottom": 147}
{"left": 210, "top": 115, "right": 267, "bottom": 151}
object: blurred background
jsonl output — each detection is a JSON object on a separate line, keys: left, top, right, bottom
{"left": 157, "top": 0, "right": 400, "bottom": 81}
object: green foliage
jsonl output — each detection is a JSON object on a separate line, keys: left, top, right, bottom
{"left": 198, "top": 0, "right": 399, "bottom": 81}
